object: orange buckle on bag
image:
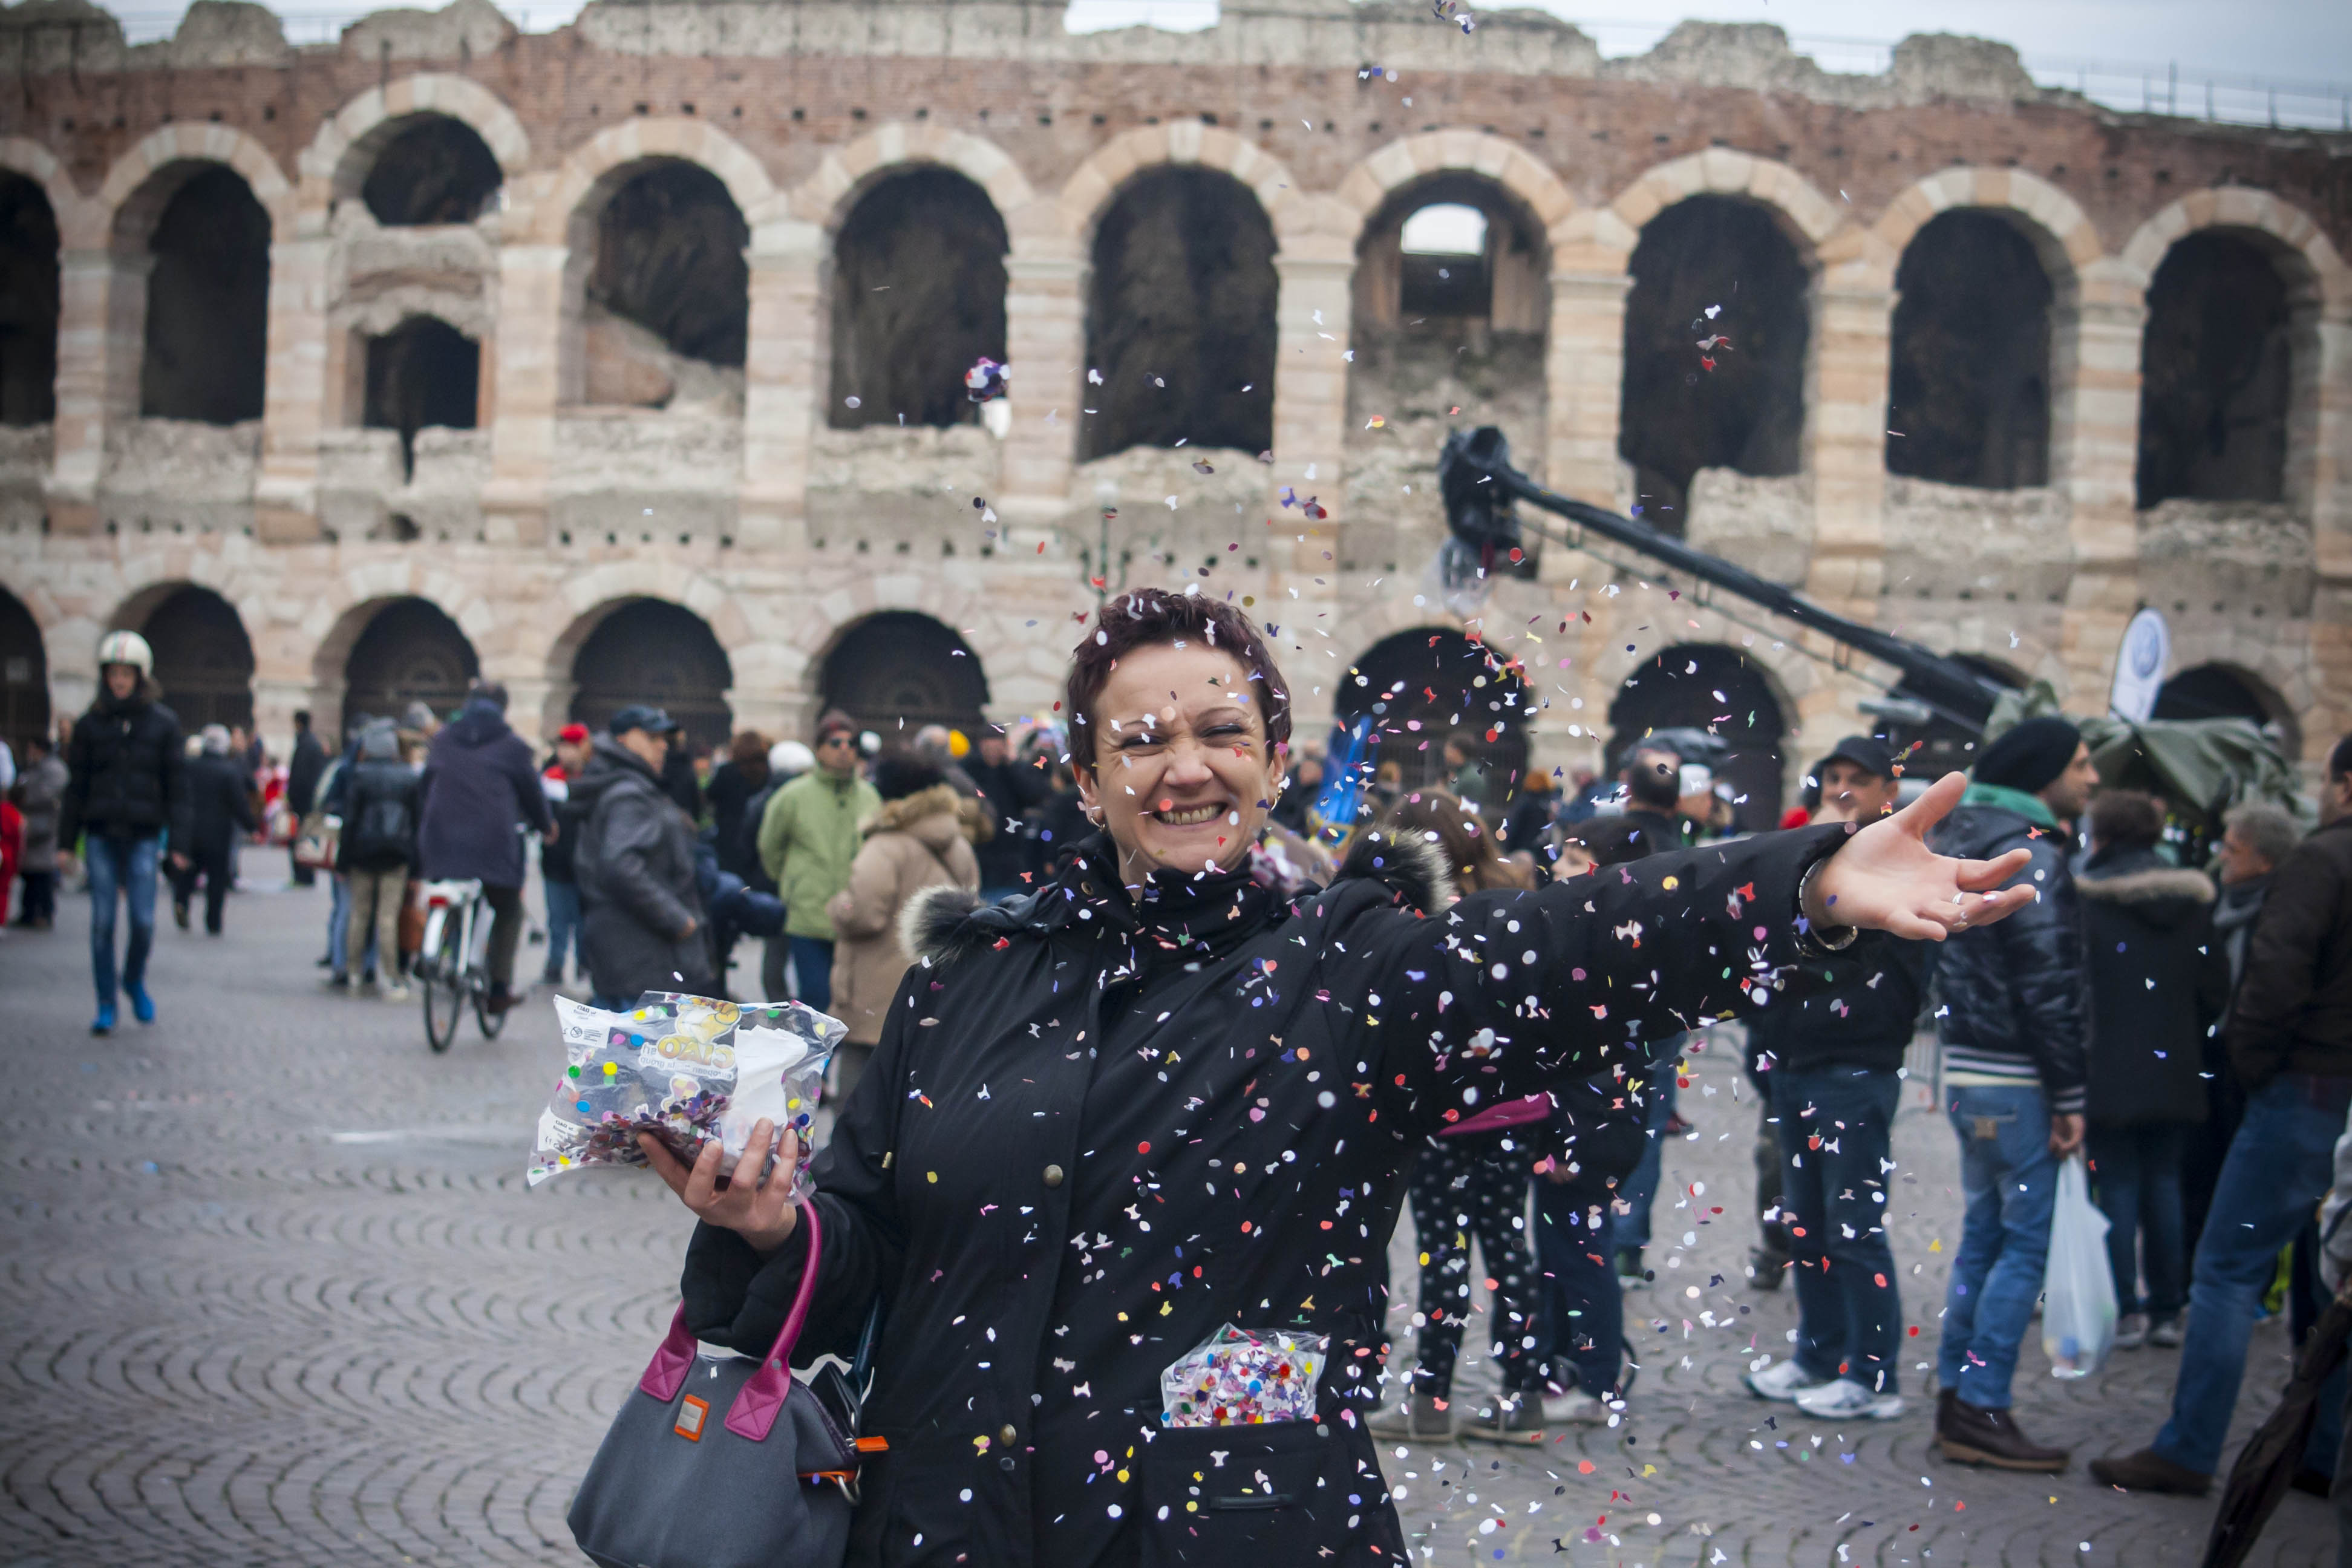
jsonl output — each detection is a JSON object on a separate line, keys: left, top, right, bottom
{"left": 675, "top": 1396, "right": 709, "bottom": 1442}
{"left": 854, "top": 1436, "right": 890, "bottom": 1452}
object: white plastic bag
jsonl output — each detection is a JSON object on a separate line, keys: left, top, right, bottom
{"left": 2042, "top": 1152, "right": 2117, "bottom": 1378}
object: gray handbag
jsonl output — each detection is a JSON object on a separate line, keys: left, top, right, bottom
{"left": 569, "top": 1204, "right": 870, "bottom": 1568}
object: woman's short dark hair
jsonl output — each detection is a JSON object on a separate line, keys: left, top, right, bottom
{"left": 1385, "top": 788, "right": 1508, "bottom": 891}
{"left": 2088, "top": 788, "right": 2165, "bottom": 849}
{"left": 1063, "top": 588, "right": 1290, "bottom": 772}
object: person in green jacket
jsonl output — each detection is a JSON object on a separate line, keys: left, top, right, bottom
{"left": 758, "top": 710, "right": 878, "bottom": 1018}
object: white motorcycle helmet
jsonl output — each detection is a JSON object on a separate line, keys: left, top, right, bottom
{"left": 96, "top": 629, "right": 154, "bottom": 676}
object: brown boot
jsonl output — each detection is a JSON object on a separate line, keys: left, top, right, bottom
{"left": 2086, "top": 1447, "right": 2210, "bottom": 1496}
{"left": 1934, "top": 1396, "right": 2068, "bottom": 1472}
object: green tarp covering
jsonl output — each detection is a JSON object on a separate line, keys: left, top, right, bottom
{"left": 1984, "top": 682, "right": 2311, "bottom": 829}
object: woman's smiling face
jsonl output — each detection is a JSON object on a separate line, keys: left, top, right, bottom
{"left": 1076, "top": 639, "right": 1283, "bottom": 883}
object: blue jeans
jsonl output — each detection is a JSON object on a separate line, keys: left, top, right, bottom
{"left": 327, "top": 871, "right": 350, "bottom": 964}
{"left": 543, "top": 879, "right": 581, "bottom": 981}
{"left": 1937, "top": 1083, "right": 2056, "bottom": 1409}
{"left": 1533, "top": 1180, "right": 1622, "bottom": 1395}
{"left": 2154, "top": 1073, "right": 2351, "bottom": 1474}
{"left": 790, "top": 935, "right": 835, "bottom": 1018}
{"left": 85, "top": 834, "right": 160, "bottom": 1004}
{"left": 1774, "top": 1065, "right": 1904, "bottom": 1394}
{"left": 2088, "top": 1121, "right": 2188, "bottom": 1318}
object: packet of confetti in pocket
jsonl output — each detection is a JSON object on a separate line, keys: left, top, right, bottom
{"left": 1159, "top": 1324, "right": 1327, "bottom": 1427}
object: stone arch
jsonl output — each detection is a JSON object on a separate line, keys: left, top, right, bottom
{"left": 2120, "top": 189, "right": 2349, "bottom": 309}
{"left": 112, "top": 580, "right": 256, "bottom": 732}
{"left": 1338, "top": 624, "right": 1534, "bottom": 794}
{"left": 554, "top": 596, "right": 736, "bottom": 752}
{"left": 0, "top": 581, "right": 51, "bottom": 757}
{"left": 795, "top": 122, "right": 1035, "bottom": 237}
{"left": 94, "top": 123, "right": 293, "bottom": 245}
{"left": 1605, "top": 149, "right": 1843, "bottom": 263}
{"left": 817, "top": 609, "right": 991, "bottom": 742}
{"left": 1870, "top": 168, "right": 2102, "bottom": 286}
{"left": 315, "top": 592, "right": 482, "bottom": 733}
{"left": 304, "top": 73, "right": 533, "bottom": 208}
{"left": 532, "top": 118, "right": 781, "bottom": 247}
{"left": 1335, "top": 130, "right": 1575, "bottom": 250}
{"left": 1604, "top": 639, "right": 1795, "bottom": 831}
{"left": 0, "top": 135, "right": 87, "bottom": 244}
{"left": 1055, "top": 122, "right": 1299, "bottom": 251}
{"left": 2153, "top": 656, "right": 2305, "bottom": 759}
{"left": 824, "top": 163, "right": 1008, "bottom": 430}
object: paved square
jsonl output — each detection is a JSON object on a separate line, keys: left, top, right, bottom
{"left": 0, "top": 881, "right": 2332, "bottom": 1565}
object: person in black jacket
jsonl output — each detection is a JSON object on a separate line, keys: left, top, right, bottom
{"left": 1743, "top": 737, "right": 1926, "bottom": 1423}
{"left": 633, "top": 588, "right": 2041, "bottom": 1567}
{"left": 172, "top": 724, "right": 258, "bottom": 936}
{"left": 415, "top": 681, "right": 554, "bottom": 1013}
{"left": 966, "top": 727, "right": 1049, "bottom": 903}
{"left": 1923, "top": 715, "right": 2098, "bottom": 1471}
{"left": 571, "top": 706, "right": 710, "bottom": 1009}
{"left": 334, "top": 721, "right": 421, "bottom": 999}
{"left": 285, "top": 710, "right": 325, "bottom": 887}
{"left": 59, "top": 630, "right": 189, "bottom": 1035}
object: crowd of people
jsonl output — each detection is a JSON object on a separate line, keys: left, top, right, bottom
{"left": 16, "top": 615, "right": 2352, "bottom": 1535}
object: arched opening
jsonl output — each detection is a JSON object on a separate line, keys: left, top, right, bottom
{"left": 820, "top": 611, "right": 988, "bottom": 740}
{"left": 137, "top": 165, "right": 270, "bottom": 424}
{"left": 2154, "top": 662, "right": 2298, "bottom": 757}
{"left": 135, "top": 584, "right": 255, "bottom": 733}
{"left": 2135, "top": 231, "right": 2293, "bottom": 509}
{"left": 568, "top": 599, "right": 734, "bottom": 754}
{"left": 1617, "top": 195, "right": 1809, "bottom": 529}
{"left": 1606, "top": 643, "right": 1786, "bottom": 832}
{"left": 1082, "top": 167, "right": 1276, "bottom": 461}
{"left": 829, "top": 168, "right": 1008, "bottom": 430}
{"left": 360, "top": 115, "right": 503, "bottom": 227}
{"left": 364, "top": 316, "right": 479, "bottom": 478}
{"left": 0, "top": 586, "right": 48, "bottom": 759}
{"left": 342, "top": 597, "right": 479, "bottom": 728}
{"left": 1886, "top": 210, "right": 2053, "bottom": 489}
{"left": 0, "top": 172, "right": 59, "bottom": 426}
{"left": 1338, "top": 628, "right": 1532, "bottom": 795}
{"left": 573, "top": 158, "right": 749, "bottom": 409}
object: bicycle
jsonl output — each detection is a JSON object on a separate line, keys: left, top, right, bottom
{"left": 416, "top": 878, "right": 511, "bottom": 1052}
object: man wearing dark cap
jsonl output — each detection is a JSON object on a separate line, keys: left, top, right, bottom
{"left": 1743, "top": 736, "right": 1925, "bottom": 1421}
{"left": 1922, "top": 715, "right": 2098, "bottom": 1470}
{"left": 570, "top": 705, "right": 709, "bottom": 1010}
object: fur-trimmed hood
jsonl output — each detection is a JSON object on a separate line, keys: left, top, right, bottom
{"left": 2076, "top": 865, "right": 2216, "bottom": 906}
{"left": 897, "top": 825, "right": 1456, "bottom": 969}
{"left": 863, "top": 782, "right": 968, "bottom": 841}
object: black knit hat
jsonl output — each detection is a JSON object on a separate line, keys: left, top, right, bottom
{"left": 871, "top": 754, "right": 946, "bottom": 803}
{"left": 1974, "top": 716, "right": 2082, "bottom": 794}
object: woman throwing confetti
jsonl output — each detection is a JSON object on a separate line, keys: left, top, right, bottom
{"left": 641, "top": 587, "right": 2034, "bottom": 1567}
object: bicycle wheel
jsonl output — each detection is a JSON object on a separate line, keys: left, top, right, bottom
{"left": 420, "top": 921, "right": 465, "bottom": 1053}
{"left": 474, "top": 979, "right": 509, "bottom": 1040}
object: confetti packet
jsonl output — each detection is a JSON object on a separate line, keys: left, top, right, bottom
{"left": 716, "top": 1001, "right": 844, "bottom": 1193}
{"left": 1159, "top": 1324, "right": 1328, "bottom": 1427}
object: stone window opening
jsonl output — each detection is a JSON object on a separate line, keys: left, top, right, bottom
{"left": 566, "top": 598, "right": 734, "bottom": 753}
{"left": 0, "top": 585, "right": 50, "bottom": 760}
{"left": 134, "top": 165, "right": 270, "bottom": 425}
{"left": 1886, "top": 210, "right": 2054, "bottom": 491}
{"left": 2135, "top": 230, "right": 2299, "bottom": 511}
{"left": 1606, "top": 642, "right": 1786, "bottom": 832}
{"left": 1339, "top": 627, "right": 1531, "bottom": 794}
{"left": 357, "top": 115, "right": 503, "bottom": 227}
{"left": 2154, "top": 662, "right": 2298, "bottom": 758}
{"left": 363, "top": 316, "right": 480, "bottom": 480}
{"left": 0, "top": 172, "right": 60, "bottom": 426}
{"left": 568, "top": 158, "right": 749, "bottom": 411}
{"left": 828, "top": 167, "right": 1008, "bottom": 431}
{"left": 821, "top": 610, "right": 989, "bottom": 740}
{"left": 1616, "top": 195, "right": 1808, "bottom": 533}
{"left": 339, "top": 596, "right": 479, "bottom": 730}
{"left": 1082, "top": 166, "right": 1276, "bottom": 461}
{"left": 129, "top": 584, "right": 255, "bottom": 733}
{"left": 1398, "top": 203, "right": 1489, "bottom": 319}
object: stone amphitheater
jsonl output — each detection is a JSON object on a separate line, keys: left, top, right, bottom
{"left": 0, "top": 0, "right": 2344, "bottom": 815}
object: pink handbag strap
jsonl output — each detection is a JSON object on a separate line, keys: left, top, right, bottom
{"left": 634, "top": 1201, "right": 826, "bottom": 1446}
{"left": 1439, "top": 1091, "right": 1552, "bottom": 1138}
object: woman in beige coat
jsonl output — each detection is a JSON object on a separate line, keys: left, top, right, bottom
{"left": 824, "top": 756, "right": 981, "bottom": 1103}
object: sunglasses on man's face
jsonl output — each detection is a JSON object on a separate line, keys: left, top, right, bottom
{"left": 820, "top": 735, "right": 856, "bottom": 749}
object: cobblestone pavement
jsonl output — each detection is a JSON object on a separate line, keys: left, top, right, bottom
{"left": 1, "top": 881, "right": 2335, "bottom": 1566}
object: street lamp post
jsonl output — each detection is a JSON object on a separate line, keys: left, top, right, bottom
{"left": 1082, "top": 478, "right": 1135, "bottom": 607}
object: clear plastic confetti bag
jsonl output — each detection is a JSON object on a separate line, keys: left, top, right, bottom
{"left": 527, "top": 992, "right": 841, "bottom": 1194}
{"left": 2042, "top": 1153, "right": 2117, "bottom": 1378}
{"left": 1159, "top": 1324, "right": 1328, "bottom": 1427}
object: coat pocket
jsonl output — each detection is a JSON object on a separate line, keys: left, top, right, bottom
{"left": 1136, "top": 1419, "right": 1387, "bottom": 1567}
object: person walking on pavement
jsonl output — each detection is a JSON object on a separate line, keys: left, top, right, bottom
{"left": 59, "top": 630, "right": 189, "bottom": 1034}
{"left": 823, "top": 755, "right": 980, "bottom": 1103}
{"left": 739, "top": 739, "right": 811, "bottom": 1003}
{"left": 572, "top": 706, "right": 709, "bottom": 1010}
{"left": 172, "top": 724, "right": 256, "bottom": 936}
{"left": 335, "top": 720, "right": 421, "bottom": 999}
{"left": 2092, "top": 734, "right": 2352, "bottom": 1496}
{"left": 11, "top": 731, "right": 66, "bottom": 929}
{"left": 1745, "top": 736, "right": 1927, "bottom": 1422}
{"left": 756, "top": 710, "right": 877, "bottom": 1017}
{"left": 1924, "top": 714, "right": 2097, "bottom": 1471}
{"left": 539, "top": 724, "right": 590, "bottom": 988}
{"left": 701, "top": 730, "right": 769, "bottom": 991}
{"left": 2073, "top": 789, "right": 2230, "bottom": 1353}
{"left": 966, "top": 727, "right": 1047, "bottom": 904}
{"left": 1618, "top": 745, "right": 1685, "bottom": 855}
{"left": 414, "top": 679, "right": 554, "bottom": 1015}
{"left": 285, "top": 710, "right": 325, "bottom": 887}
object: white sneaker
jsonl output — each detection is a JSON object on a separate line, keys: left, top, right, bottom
{"left": 1745, "top": 1357, "right": 1828, "bottom": 1402}
{"left": 1793, "top": 1378, "right": 1904, "bottom": 1420}
{"left": 381, "top": 985, "right": 413, "bottom": 1003}
{"left": 2113, "top": 1312, "right": 2149, "bottom": 1350}
{"left": 1541, "top": 1387, "right": 1610, "bottom": 1425}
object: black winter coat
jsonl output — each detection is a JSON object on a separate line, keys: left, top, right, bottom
{"left": 60, "top": 684, "right": 188, "bottom": 846}
{"left": 572, "top": 736, "right": 710, "bottom": 1001}
{"left": 1541, "top": 1071, "right": 1654, "bottom": 1209}
{"left": 181, "top": 753, "right": 258, "bottom": 860}
{"left": 339, "top": 758, "right": 420, "bottom": 872}
{"left": 1743, "top": 935, "right": 1927, "bottom": 1077}
{"left": 705, "top": 760, "right": 769, "bottom": 883}
{"left": 1925, "top": 800, "right": 2089, "bottom": 1114}
{"left": 416, "top": 704, "right": 552, "bottom": 886}
{"left": 2228, "top": 817, "right": 2352, "bottom": 1088}
{"left": 681, "top": 820, "right": 1851, "bottom": 1567}
{"left": 969, "top": 756, "right": 1049, "bottom": 889}
{"left": 2077, "top": 845, "right": 2230, "bottom": 1125}
{"left": 286, "top": 729, "right": 327, "bottom": 817}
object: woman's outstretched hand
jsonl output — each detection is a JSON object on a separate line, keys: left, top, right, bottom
{"left": 638, "top": 1120, "right": 802, "bottom": 1256}
{"left": 1804, "top": 771, "right": 2039, "bottom": 942}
